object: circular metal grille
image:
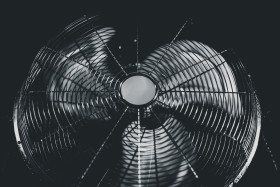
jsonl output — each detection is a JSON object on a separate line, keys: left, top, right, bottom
{"left": 13, "top": 16, "right": 261, "bottom": 187}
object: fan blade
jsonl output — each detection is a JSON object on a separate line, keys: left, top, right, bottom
{"left": 107, "top": 114, "right": 198, "bottom": 186}
{"left": 35, "top": 27, "right": 121, "bottom": 122}
{"left": 58, "top": 26, "right": 118, "bottom": 76}
{"left": 140, "top": 40, "right": 242, "bottom": 116}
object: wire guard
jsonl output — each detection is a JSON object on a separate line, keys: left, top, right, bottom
{"left": 13, "top": 16, "right": 261, "bottom": 187}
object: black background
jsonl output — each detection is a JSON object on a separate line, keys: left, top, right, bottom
{"left": 0, "top": 1, "right": 279, "bottom": 186}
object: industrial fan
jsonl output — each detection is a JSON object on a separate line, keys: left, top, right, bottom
{"left": 13, "top": 16, "right": 261, "bottom": 187}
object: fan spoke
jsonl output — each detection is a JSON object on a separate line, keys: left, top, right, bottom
{"left": 35, "top": 87, "right": 113, "bottom": 97}
{"left": 153, "top": 128, "right": 160, "bottom": 187}
{"left": 156, "top": 49, "right": 228, "bottom": 84}
{"left": 118, "top": 128, "right": 147, "bottom": 187}
{"left": 151, "top": 110, "right": 199, "bottom": 179}
{"left": 47, "top": 97, "right": 113, "bottom": 109}
{"left": 262, "top": 132, "right": 279, "bottom": 172}
{"left": 136, "top": 25, "right": 140, "bottom": 73}
{"left": 26, "top": 90, "right": 114, "bottom": 93}
{"left": 26, "top": 90, "right": 115, "bottom": 102}
{"left": 147, "top": 18, "right": 192, "bottom": 76}
{"left": 95, "top": 30, "right": 128, "bottom": 75}
{"left": 159, "top": 61, "right": 227, "bottom": 94}
{"left": 97, "top": 168, "right": 110, "bottom": 187}
{"left": 75, "top": 107, "right": 128, "bottom": 187}
{"left": 160, "top": 90, "right": 246, "bottom": 94}
{"left": 137, "top": 109, "right": 142, "bottom": 186}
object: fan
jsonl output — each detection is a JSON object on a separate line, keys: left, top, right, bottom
{"left": 13, "top": 16, "right": 261, "bottom": 187}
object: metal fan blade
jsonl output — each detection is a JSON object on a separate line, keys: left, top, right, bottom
{"left": 33, "top": 27, "right": 121, "bottom": 122}
{"left": 106, "top": 113, "right": 199, "bottom": 187}
{"left": 139, "top": 40, "right": 242, "bottom": 116}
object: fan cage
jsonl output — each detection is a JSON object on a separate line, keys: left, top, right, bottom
{"left": 13, "top": 16, "right": 261, "bottom": 187}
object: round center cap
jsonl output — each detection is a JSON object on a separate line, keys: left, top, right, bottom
{"left": 121, "top": 75, "right": 156, "bottom": 105}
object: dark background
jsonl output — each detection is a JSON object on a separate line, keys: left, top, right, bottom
{"left": 0, "top": 1, "right": 279, "bottom": 186}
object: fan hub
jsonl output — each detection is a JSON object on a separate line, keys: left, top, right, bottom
{"left": 120, "top": 75, "right": 157, "bottom": 106}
